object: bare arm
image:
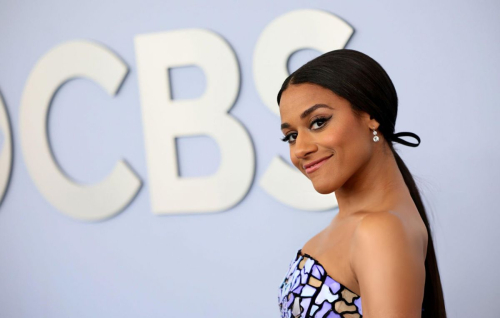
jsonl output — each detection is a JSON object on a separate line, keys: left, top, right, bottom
{"left": 351, "top": 212, "right": 425, "bottom": 318}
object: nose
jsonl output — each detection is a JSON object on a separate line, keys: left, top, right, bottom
{"left": 293, "top": 132, "right": 317, "bottom": 160}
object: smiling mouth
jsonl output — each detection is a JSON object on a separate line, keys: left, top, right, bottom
{"left": 304, "top": 155, "right": 333, "bottom": 174}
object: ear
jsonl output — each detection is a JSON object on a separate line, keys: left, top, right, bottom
{"left": 366, "top": 114, "right": 380, "bottom": 130}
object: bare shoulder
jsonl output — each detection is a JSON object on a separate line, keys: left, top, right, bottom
{"left": 352, "top": 210, "right": 428, "bottom": 260}
{"left": 350, "top": 211, "right": 426, "bottom": 317}
{"left": 354, "top": 211, "right": 414, "bottom": 243}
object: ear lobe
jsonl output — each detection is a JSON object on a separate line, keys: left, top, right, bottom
{"left": 368, "top": 117, "right": 380, "bottom": 130}
{"left": 363, "top": 113, "right": 378, "bottom": 128}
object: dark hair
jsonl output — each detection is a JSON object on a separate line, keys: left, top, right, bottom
{"left": 277, "top": 49, "right": 446, "bottom": 318}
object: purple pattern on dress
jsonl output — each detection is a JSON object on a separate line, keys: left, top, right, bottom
{"left": 354, "top": 297, "right": 363, "bottom": 316}
{"left": 278, "top": 249, "right": 362, "bottom": 318}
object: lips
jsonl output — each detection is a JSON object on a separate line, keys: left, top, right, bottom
{"left": 303, "top": 155, "right": 333, "bottom": 174}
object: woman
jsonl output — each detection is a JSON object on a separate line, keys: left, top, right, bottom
{"left": 276, "top": 49, "right": 446, "bottom": 318}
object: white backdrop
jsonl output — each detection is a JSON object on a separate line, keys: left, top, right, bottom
{"left": 1, "top": 0, "right": 499, "bottom": 317}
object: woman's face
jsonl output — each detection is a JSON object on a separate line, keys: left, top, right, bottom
{"left": 279, "top": 83, "right": 378, "bottom": 194}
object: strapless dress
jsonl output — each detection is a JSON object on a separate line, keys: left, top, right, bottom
{"left": 278, "top": 249, "right": 362, "bottom": 318}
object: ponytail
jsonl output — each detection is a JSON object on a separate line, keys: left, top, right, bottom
{"left": 391, "top": 147, "right": 447, "bottom": 318}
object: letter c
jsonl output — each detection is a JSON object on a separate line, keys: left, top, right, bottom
{"left": 19, "top": 40, "right": 141, "bottom": 221}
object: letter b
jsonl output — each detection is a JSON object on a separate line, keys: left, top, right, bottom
{"left": 135, "top": 29, "right": 255, "bottom": 214}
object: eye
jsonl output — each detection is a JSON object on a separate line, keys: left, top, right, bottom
{"left": 281, "top": 133, "right": 297, "bottom": 144}
{"left": 310, "top": 116, "right": 331, "bottom": 130}
{"left": 280, "top": 116, "right": 332, "bottom": 145}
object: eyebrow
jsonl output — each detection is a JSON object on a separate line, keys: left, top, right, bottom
{"left": 281, "top": 104, "right": 334, "bottom": 130}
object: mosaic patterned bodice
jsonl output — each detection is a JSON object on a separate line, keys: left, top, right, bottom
{"left": 278, "top": 249, "right": 362, "bottom": 318}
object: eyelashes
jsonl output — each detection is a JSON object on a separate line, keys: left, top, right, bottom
{"left": 281, "top": 115, "right": 332, "bottom": 144}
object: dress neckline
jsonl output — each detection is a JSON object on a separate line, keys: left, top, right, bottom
{"left": 297, "top": 248, "right": 361, "bottom": 297}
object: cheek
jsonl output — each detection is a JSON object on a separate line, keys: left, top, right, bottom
{"left": 339, "top": 127, "right": 372, "bottom": 167}
{"left": 322, "top": 126, "right": 348, "bottom": 149}
{"left": 322, "top": 133, "right": 340, "bottom": 148}
{"left": 324, "top": 124, "right": 366, "bottom": 163}
{"left": 290, "top": 148, "right": 301, "bottom": 170}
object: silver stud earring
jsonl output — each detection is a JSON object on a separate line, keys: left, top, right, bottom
{"left": 372, "top": 129, "right": 379, "bottom": 142}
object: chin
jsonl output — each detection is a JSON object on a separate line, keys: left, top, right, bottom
{"left": 311, "top": 181, "right": 337, "bottom": 195}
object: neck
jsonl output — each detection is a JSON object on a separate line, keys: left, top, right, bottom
{"left": 334, "top": 144, "right": 411, "bottom": 219}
